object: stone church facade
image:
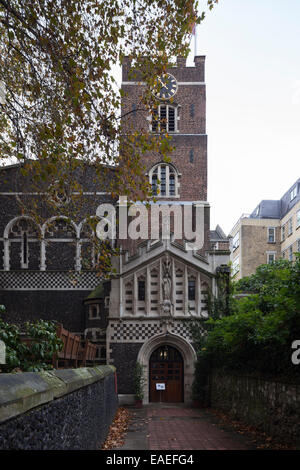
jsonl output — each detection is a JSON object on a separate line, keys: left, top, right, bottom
{"left": 0, "top": 54, "right": 229, "bottom": 404}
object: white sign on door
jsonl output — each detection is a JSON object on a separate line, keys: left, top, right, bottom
{"left": 156, "top": 383, "right": 165, "bottom": 390}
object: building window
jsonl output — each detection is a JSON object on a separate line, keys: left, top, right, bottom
{"left": 289, "top": 246, "right": 293, "bottom": 261}
{"left": 152, "top": 105, "right": 177, "bottom": 133}
{"left": 281, "top": 225, "right": 285, "bottom": 241}
{"left": 268, "top": 227, "right": 275, "bottom": 243}
{"left": 188, "top": 279, "right": 196, "bottom": 301}
{"left": 298, "top": 239, "right": 300, "bottom": 252}
{"left": 232, "top": 231, "right": 239, "bottom": 251}
{"left": 282, "top": 250, "right": 286, "bottom": 259}
{"left": 297, "top": 210, "right": 300, "bottom": 228}
{"left": 149, "top": 164, "right": 179, "bottom": 197}
{"left": 89, "top": 305, "right": 99, "bottom": 319}
{"left": 138, "top": 280, "right": 145, "bottom": 301}
{"left": 290, "top": 186, "right": 297, "bottom": 201}
{"left": 232, "top": 257, "right": 239, "bottom": 275}
{"left": 288, "top": 218, "right": 293, "bottom": 236}
{"left": 267, "top": 252, "right": 276, "bottom": 264}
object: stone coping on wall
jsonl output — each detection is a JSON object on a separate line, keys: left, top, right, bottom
{"left": 0, "top": 365, "right": 116, "bottom": 424}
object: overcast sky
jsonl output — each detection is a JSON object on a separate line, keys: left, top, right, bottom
{"left": 186, "top": 0, "right": 300, "bottom": 234}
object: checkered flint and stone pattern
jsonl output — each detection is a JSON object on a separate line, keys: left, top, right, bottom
{"left": 170, "top": 322, "right": 193, "bottom": 342}
{"left": 109, "top": 320, "right": 193, "bottom": 342}
{"left": 109, "top": 322, "right": 162, "bottom": 342}
{"left": 0, "top": 270, "right": 100, "bottom": 290}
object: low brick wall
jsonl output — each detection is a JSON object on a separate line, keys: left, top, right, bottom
{"left": 0, "top": 366, "right": 118, "bottom": 450}
{"left": 210, "top": 370, "right": 300, "bottom": 446}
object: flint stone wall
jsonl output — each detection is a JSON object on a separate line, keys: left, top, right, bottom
{"left": 0, "top": 365, "right": 118, "bottom": 450}
{"left": 210, "top": 370, "right": 300, "bottom": 446}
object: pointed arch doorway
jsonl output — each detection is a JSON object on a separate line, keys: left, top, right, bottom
{"left": 149, "top": 345, "right": 183, "bottom": 403}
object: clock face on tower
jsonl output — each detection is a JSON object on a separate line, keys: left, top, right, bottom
{"left": 152, "top": 73, "right": 178, "bottom": 100}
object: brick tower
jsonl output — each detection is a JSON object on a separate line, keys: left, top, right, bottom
{"left": 120, "top": 55, "right": 210, "bottom": 254}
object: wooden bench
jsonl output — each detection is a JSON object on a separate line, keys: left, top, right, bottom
{"left": 20, "top": 323, "right": 97, "bottom": 369}
{"left": 77, "top": 340, "right": 97, "bottom": 367}
{"left": 53, "top": 324, "right": 82, "bottom": 368}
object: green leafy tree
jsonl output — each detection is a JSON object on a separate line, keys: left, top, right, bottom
{"left": 0, "top": 0, "right": 218, "bottom": 272}
{"left": 0, "top": 0, "right": 218, "bottom": 197}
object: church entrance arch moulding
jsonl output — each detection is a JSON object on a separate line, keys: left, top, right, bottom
{"left": 137, "top": 332, "right": 196, "bottom": 404}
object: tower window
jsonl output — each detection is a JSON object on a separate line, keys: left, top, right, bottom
{"left": 149, "top": 164, "right": 179, "bottom": 197}
{"left": 189, "top": 149, "right": 194, "bottom": 163}
{"left": 151, "top": 105, "right": 177, "bottom": 133}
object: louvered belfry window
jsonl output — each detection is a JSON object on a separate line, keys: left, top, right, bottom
{"left": 152, "top": 105, "right": 176, "bottom": 133}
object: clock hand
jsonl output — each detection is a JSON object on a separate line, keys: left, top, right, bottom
{"left": 157, "top": 76, "right": 166, "bottom": 88}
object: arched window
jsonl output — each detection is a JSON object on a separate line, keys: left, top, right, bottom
{"left": 4, "top": 216, "right": 41, "bottom": 270}
{"left": 149, "top": 164, "right": 179, "bottom": 197}
{"left": 151, "top": 105, "right": 177, "bottom": 133}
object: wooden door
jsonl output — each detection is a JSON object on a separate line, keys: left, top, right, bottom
{"left": 149, "top": 345, "right": 183, "bottom": 402}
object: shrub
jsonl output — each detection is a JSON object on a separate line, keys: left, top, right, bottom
{"left": 133, "top": 362, "right": 145, "bottom": 401}
{"left": 190, "top": 255, "right": 300, "bottom": 380}
{"left": 0, "top": 317, "right": 63, "bottom": 373}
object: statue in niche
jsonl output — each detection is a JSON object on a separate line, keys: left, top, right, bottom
{"left": 162, "top": 257, "right": 172, "bottom": 300}
{"left": 162, "top": 256, "right": 172, "bottom": 316}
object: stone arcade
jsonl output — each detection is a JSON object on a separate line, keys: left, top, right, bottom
{"left": 0, "top": 54, "right": 230, "bottom": 404}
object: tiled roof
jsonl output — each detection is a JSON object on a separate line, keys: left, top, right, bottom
{"left": 250, "top": 178, "right": 300, "bottom": 220}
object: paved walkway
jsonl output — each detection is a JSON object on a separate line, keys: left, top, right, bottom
{"left": 118, "top": 404, "right": 252, "bottom": 450}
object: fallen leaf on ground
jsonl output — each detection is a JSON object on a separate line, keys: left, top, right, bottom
{"left": 101, "top": 407, "right": 131, "bottom": 450}
{"left": 209, "top": 408, "right": 296, "bottom": 450}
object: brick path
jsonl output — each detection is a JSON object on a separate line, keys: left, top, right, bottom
{"left": 119, "top": 404, "right": 252, "bottom": 450}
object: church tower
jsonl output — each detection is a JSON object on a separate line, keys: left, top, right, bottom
{"left": 106, "top": 55, "right": 229, "bottom": 405}
{"left": 121, "top": 55, "right": 207, "bottom": 202}
{"left": 120, "top": 55, "right": 210, "bottom": 254}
